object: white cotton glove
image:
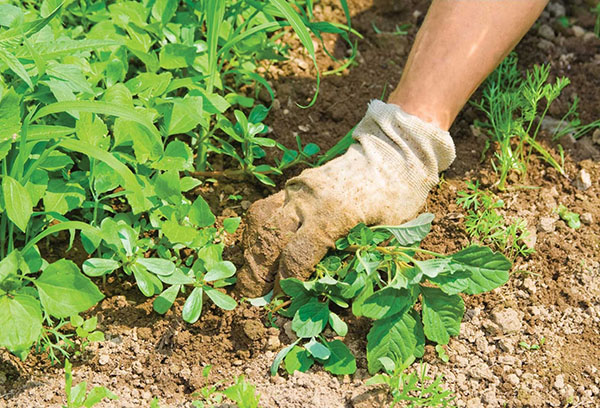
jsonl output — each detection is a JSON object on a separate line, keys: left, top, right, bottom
{"left": 235, "top": 100, "right": 455, "bottom": 297}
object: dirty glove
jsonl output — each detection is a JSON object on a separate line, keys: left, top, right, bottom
{"left": 235, "top": 100, "right": 455, "bottom": 297}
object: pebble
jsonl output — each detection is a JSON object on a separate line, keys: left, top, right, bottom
{"left": 492, "top": 308, "right": 522, "bottom": 334}
{"left": 266, "top": 335, "right": 281, "bottom": 351}
{"left": 573, "top": 169, "right": 592, "bottom": 191}
{"left": 468, "top": 362, "right": 494, "bottom": 381}
{"left": 547, "top": 2, "right": 566, "bottom": 17}
{"left": 583, "top": 32, "right": 597, "bottom": 42}
{"left": 132, "top": 361, "right": 143, "bottom": 375}
{"left": 572, "top": 25, "right": 586, "bottom": 38}
{"left": 581, "top": 212, "right": 593, "bottom": 225}
{"left": 592, "top": 128, "right": 600, "bottom": 145}
{"left": 554, "top": 374, "right": 565, "bottom": 390}
{"left": 538, "top": 217, "right": 556, "bottom": 233}
{"left": 538, "top": 24, "right": 556, "bottom": 41}
{"left": 241, "top": 200, "right": 251, "bottom": 210}
{"left": 537, "top": 39, "right": 554, "bottom": 51}
{"left": 507, "top": 374, "right": 520, "bottom": 386}
{"left": 283, "top": 321, "right": 297, "bottom": 341}
{"left": 466, "top": 397, "right": 483, "bottom": 408}
{"left": 98, "top": 354, "right": 110, "bottom": 366}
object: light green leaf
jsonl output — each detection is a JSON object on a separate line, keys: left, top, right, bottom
{"left": 223, "top": 217, "right": 241, "bottom": 234}
{"left": 42, "top": 179, "right": 86, "bottom": 215}
{"left": 328, "top": 312, "right": 348, "bottom": 337}
{"left": 361, "top": 287, "right": 412, "bottom": 320}
{"left": 0, "top": 46, "right": 33, "bottom": 89}
{"left": 161, "top": 219, "right": 198, "bottom": 246}
{"left": 204, "top": 261, "right": 236, "bottom": 282}
{"left": 82, "top": 258, "right": 120, "bottom": 277}
{"left": 2, "top": 176, "right": 32, "bottom": 232}
{"left": 131, "top": 263, "right": 159, "bottom": 297}
{"left": 421, "top": 286, "right": 464, "bottom": 345}
{"left": 291, "top": 300, "right": 329, "bottom": 338}
{"left": 188, "top": 195, "right": 215, "bottom": 227}
{"left": 305, "top": 338, "right": 330, "bottom": 360}
{"left": 135, "top": 258, "right": 176, "bottom": 276}
{"left": 182, "top": 286, "right": 203, "bottom": 323}
{"left": 0, "top": 293, "right": 42, "bottom": 359}
{"left": 35, "top": 259, "right": 104, "bottom": 318}
{"left": 284, "top": 345, "right": 314, "bottom": 374}
{"left": 271, "top": 339, "right": 300, "bottom": 376}
{"left": 161, "top": 97, "right": 203, "bottom": 136}
{"left": 159, "top": 43, "right": 196, "bottom": 69}
{"left": 83, "top": 386, "right": 118, "bottom": 407}
{"left": 153, "top": 284, "right": 180, "bottom": 315}
{"left": 204, "top": 286, "right": 236, "bottom": 310}
{"left": 375, "top": 213, "right": 434, "bottom": 246}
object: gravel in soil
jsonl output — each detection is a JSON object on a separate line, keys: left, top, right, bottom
{"left": 2, "top": 0, "right": 600, "bottom": 407}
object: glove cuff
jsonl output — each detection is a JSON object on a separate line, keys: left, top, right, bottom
{"left": 353, "top": 100, "right": 456, "bottom": 173}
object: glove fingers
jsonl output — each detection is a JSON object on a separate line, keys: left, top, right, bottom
{"left": 235, "top": 191, "right": 300, "bottom": 298}
{"left": 277, "top": 223, "right": 335, "bottom": 285}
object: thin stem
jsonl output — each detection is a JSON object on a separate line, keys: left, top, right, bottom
{"left": 345, "top": 245, "right": 444, "bottom": 258}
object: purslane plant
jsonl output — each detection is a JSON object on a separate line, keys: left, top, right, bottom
{"left": 269, "top": 214, "right": 512, "bottom": 375}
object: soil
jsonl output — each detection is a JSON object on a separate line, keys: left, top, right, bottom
{"left": 2, "top": 0, "right": 600, "bottom": 407}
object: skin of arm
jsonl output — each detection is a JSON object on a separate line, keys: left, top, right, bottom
{"left": 388, "top": 0, "right": 549, "bottom": 131}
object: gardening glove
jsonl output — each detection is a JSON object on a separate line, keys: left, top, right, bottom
{"left": 235, "top": 100, "right": 455, "bottom": 297}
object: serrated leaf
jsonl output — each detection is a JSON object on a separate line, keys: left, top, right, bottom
{"left": 448, "top": 246, "right": 511, "bottom": 294}
{"left": 421, "top": 286, "right": 464, "bottom": 345}
{"left": 375, "top": 213, "right": 434, "bottom": 245}
{"left": 35, "top": 259, "right": 104, "bottom": 318}
{"left": 291, "top": 300, "right": 329, "bottom": 338}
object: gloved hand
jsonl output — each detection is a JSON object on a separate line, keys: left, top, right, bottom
{"left": 235, "top": 100, "right": 455, "bottom": 297}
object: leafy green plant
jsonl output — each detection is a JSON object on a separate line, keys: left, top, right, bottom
{"left": 557, "top": 204, "right": 580, "bottom": 229}
{"left": 593, "top": 3, "right": 600, "bottom": 38}
{"left": 0, "top": 0, "right": 354, "bottom": 361}
{"left": 472, "top": 53, "right": 598, "bottom": 189}
{"left": 366, "top": 358, "right": 456, "bottom": 408}
{"left": 457, "top": 180, "right": 534, "bottom": 259}
{"left": 189, "top": 366, "right": 262, "bottom": 408}
{"left": 62, "top": 359, "right": 117, "bottom": 408}
{"left": 519, "top": 336, "right": 545, "bottom": 351}
{"left": 269, "top": 214, "right": 512, "bottom": 375}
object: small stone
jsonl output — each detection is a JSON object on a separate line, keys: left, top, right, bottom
{"left": 283, "top": 108, "right": 290, "bottom": 115}
{"left": 294, "top": 58, "right": 309, "bottom": 71}
{"left": 98, "top": 354, "right": 110, "bottom": 366}
{"left": 233, "top": 359, "right": 243, "bottom": 366}
{"left": 482, "top": 389, "right": 499, "bottom": 405}
{"left": 538, "top": 217, "right": 556, "bottom": 233}
{"left": 271, "top": 99, "right": 281, "bottom": 111}
{"left": 468, "top": 362, "right": 494, "bottom": 381}
{"left": 283, "top": 321, "right": 297, "bottom": 341}
{"left": 572, "top": 25, "right": 586, "bottom": 38}
{"left": 584, "top": 32, "right": 597, "bottom": 42}
{"left": 592, "top": 129, "right": 600, "bottom": 145}
{"left": 537, "top": 39, "right": 554, "bottom": 52}
{"left": 482, "top": 319, "right": 501, "bottom": 336}
{"left": 492, "top": 308, "right": 522, "bottom": 334}
{"left": 581, "top": 212, "right": 593, "bottom": 225}
{"left": 548, "top": 2, "right": 566, "bottom": 17}
{"left": 554, "top": 374, "right": 565, "bottom": 390}
{"left": 266, "top": 335, "right": 281, "bottom": 351}
{"left": 241, "top": 200, "right": 251, "bottom": 210}
{"left": 141, "top": 390, "right": 152, "bottom": 400}
{"left": 522, "top": 227, "right": 537, "bottom": 249}
{"left": 538, "top": 24, "right": 556, "bottom": 41}
{"left": 573, "top": 169, "right": 592, "bottom": 191}
{"left": 132, "top": 361, "right": 143, "bottom": 375}
{"left": 243, "top": 319, "right": 266, "bottom": 341}
{"left": 466, "top": 397, "right": 483, "bottom": 408}
{"left": 298, "top": 124, "right": 310, "bottom": 132}
{"left": 507, "top": 373, "right": 520, "bottom": 386}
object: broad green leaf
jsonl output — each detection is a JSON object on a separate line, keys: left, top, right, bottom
{"left": 0, "top": 89, "right": 20, "bottom": 143}
{"left": 449, "top": 246, "right": 511, "bottom": 294}
{"left": 328, "top": 312, "right": 348, "bottom": 337}
{"left": 0, "top": 46, "right": 33, "bottom": 89}
{"left": 415, "top": 258, "right": 452, "bottom": 279}
{"left": 204, "top": 287, "right": 236, "bottom": 310}
{"left": 135, "top": 258, "right": 176, "bottom": 276}
{"left": 154, "top": 170, "right": 181, "bottom": 204}
{"left": 82, "top": 258, "right": 120, "bottom": 277}
{"left": 279, "top": 278, "right": 310, "bottom": 298}
{"left": 291, "top": 300, "right": 329, "bottom": 338}
{"left": 284, "top": 345, "right": 314, "bottom": 374}
{"left": 222, "top": 376, "right": 260, "bottom": 408}
{"left": 152, "top": 0, "right": 177, "bottom": 24}
{"left": 159, "top": 43, "right": 196, "bottom": 69}
{"left": 0, "top": 293, "right": 42, "bottom": 359}
{"left": 361, "top": 287, "right": 412, "bottom": 320}
{"left": 0, "top": 250, "right": 20, "bottom": 285}
{"left": 83, "top": 386, "right": 118, "bottom": 407}
{"left": 305, "top": 338, "right": 330, "bottom": 360}
{"left": 162, "top": 219, "right": 198, "bottom": 246}
{"left": 2, "top": 176, "right": 32, "bottom": 232}
{"left": 42, "top": 179, "right": 87, "bottom": 215}
{"left": 189, "top": 195, "right": 215, "bottom": 227}
{"left": 421, "top": 286, "right": 464, "bottom": 345}
{"left": 131, "top": 263, "right": 158, "bottom": 297}
{"left": 375, "top": 213, "right": 434, "bottom": 246}
{"left": 35, "top": 259, "right": 104, "bottom": 318}
{"left": 161, "top": 97, "right": 203, "bottom": 136}
{"left": 366, "top": 311, "right": 425, "bottom": 374}
{"left": 182, "top": 287, "right": 203, "bottom": 323}
{"left": 223, "top": 217, "right": 241, "bottom": 234}
{"left": 204, "top": 261, "right": 236, "bottom": 282}
{"left": 351, "top": 279, "right": 373, "bottom": 317}
{"left": 24, "top": 169, "right": 48, "bottom": 207}
{"left": 428, "top": 270, "right": 471, "bottom": 295}
{"left": 153, "top": 284, "right": 180, "bottom": 315}
{"left": 271, "top": 339, "right": 300, "bottom": 376}
{"left": 153, "top": 140, "right": 194, "bottom": 171}
{"left": 322, "top": 340, "right": 356, "bottom": 375}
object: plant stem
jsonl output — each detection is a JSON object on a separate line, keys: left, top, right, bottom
{"left": 345, "top": 245, "right": 444, "bottom": 258}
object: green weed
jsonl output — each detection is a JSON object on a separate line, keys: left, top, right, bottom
{"left": 268, "top": 214, "right": 512, "bottom": 376}
{"left": 472, "top": 53, "right": 598, "bottom": 189}
{"left": 557, "top": 204, "right": 580, "bottom": 229}
{"left": 457, "top": 181, "right": 534, "bottom": 259}
{"left": 366, "top": 358, "right": 456, "bottom": 408}
{"left": 62, "top": 359, "right": 117, "bottom": 408}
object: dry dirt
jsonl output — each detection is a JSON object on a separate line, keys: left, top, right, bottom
{"left": 2, "top": 0, "right": 600, "bottom": 407}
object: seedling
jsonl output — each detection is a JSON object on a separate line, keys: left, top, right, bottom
{"left": 457, "top": 181, "right": 534, "bottom": 259}
{"left": 366, "top": 358, "right": 456, "bottom": 408}
{"left": 269, "top": 214, "right": 512, "bottom": 375}
{"left": 62, "top": 360, "right": 117, "bottom": 408}
{"left": 190, "top": 366, "right": 262, "bottom": 408}
{"left": 519, "top": 337, "right": 545, "bottom": 351}
{"left": 556, "top": 205, "right": 580, "bottom": 229}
